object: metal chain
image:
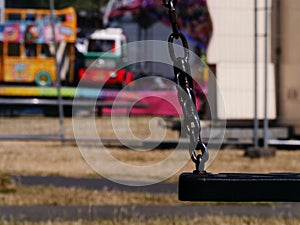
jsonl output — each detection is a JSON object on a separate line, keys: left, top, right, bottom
{"left": 163, "top": 0, "right": 209, "bottom": 173}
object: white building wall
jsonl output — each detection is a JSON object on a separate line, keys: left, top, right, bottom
{"left": 207, "top": 0, "right": 276, "bottom": 120}
{"left": 279, "top": 0, "right": 300, "bottom": 135}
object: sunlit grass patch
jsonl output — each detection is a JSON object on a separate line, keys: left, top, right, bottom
{"left": 1, "top": 140, "right": 300, "bottom": 181}
{"left": 0, "top": 184, "right": 181, "bottom": 206}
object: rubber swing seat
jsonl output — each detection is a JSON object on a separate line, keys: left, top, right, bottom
{"left": 178, "top": 172, "right": 300, "bottom": 202}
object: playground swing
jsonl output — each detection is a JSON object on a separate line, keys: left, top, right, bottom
{"left": 162, "top": 0, "right": 300, "bottom": 202}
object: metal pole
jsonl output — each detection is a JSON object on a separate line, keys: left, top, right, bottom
{"left": 50, "top": 0, "right": 65, "bottom": 144}
{"left": 263, "top": 0, "right": 269, "bottom": 148}
{"left": 274, "top": 0, "right": 281, "bottom": 125}
{"left": 254, "top": 0, "right": 259, "bottom": 148}
{"left": 103, "top": 0, "right": 116, "bottom": 27}
{"left": 0, "top": 0, "right": 5, "bottom": 24}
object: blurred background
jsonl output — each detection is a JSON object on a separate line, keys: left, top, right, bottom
{"left": 0, "top": 0, "right": 299, "bottom": 148}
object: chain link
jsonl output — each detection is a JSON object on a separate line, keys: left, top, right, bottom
{"left": 163, "top": 0, "right": 208, "bottom": 173}
{"left": 168, "top": 33, "right": 189, "bottom": 62}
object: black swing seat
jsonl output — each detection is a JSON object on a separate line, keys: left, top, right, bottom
{"left": 179, "top": 172, "right": 300, "bottom": 202}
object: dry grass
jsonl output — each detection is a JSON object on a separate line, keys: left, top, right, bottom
{"left": 1, "top": 216, "right": 300, "bottom": 225}
{"left": 0, "top": 116, "right": 179, "bottom": 140}
{"left": 0, "top": 141, "right": 95, "bottom": 177}
{"left": 0, "top": 139, "right": 300, "bottom": 180}
{"left": 0, "top": 184, "right": 180, "bottom": 206}
{"left": 0, "top": 116, "right": 182, "bottom": 178}
{"left": 0, "top": 115, "right": 299, "bottom": 176}
{"left": 208, "top": 149, "right": 300, "bottom": 174}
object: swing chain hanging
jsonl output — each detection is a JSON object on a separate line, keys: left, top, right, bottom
{"left": 163, "top": 0, "right": 179, "bottom": 39}
{"left": 163, "top": 0, "right": 209, "bottom": 173}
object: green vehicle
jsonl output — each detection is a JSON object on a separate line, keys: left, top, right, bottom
{"left": 77, "top": 28, "right": 133, "bottom": 88}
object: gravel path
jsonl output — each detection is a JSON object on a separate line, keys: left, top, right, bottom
{"left": 12, "top": 175, "right": 178, "bottom": 193}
